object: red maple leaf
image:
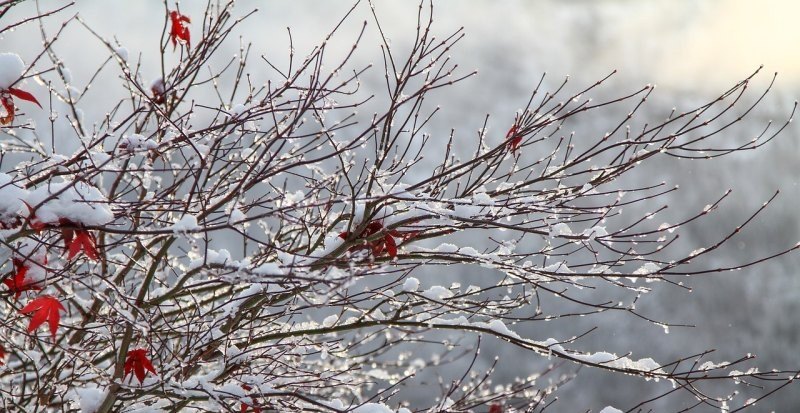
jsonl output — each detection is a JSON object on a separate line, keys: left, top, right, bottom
{"left": 58, "top": 219, "right": 99, "bottom": 261}
{"left": 4, "top": 258, "right": 43, "bottom": 300}
{"left": 169, "top": 11, "right": 191, "bottom": 50}
{"left": 384, "top": 233, "right": 397, "bottom": 258}
{"left": 0, "top": 87, "right": 41, "bottom": 125}
{"left": 21, "top": 201, "right": 46, "bottom": 232}
{"left": 506, "top": 125, "right": 522, "bottom": 153}
{"left": 339, "top": 220, "right": 410, "bottom": 258}
{"left": 0, "top": 344, "right": 6, "bottom": 365}
{"left": 124, "top": 348, "right": 158, "bottom": 384}
{"left": 488, "top": 403, "right": 503, "bottom": 413}
{"left": 67, "top": 229, "right": 99, "bottom": 261}
{"left": 240, "top": 384, "right": 262, "bottom": 413}
{"left": 20, "top": 295, "right": 65, "bottom": 339}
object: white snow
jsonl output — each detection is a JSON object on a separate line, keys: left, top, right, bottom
{"left": 0, "top": 53, "right": 25, "bottom": 89}
{"left": 306, "top": 232, "right": 345, "bottom": 260}
{"left": 252, "top": 262, "right": 284, "bottom": 276}
{"left": 322, "top": 314, "right": 338, "bottom": 328}
{"left": 74, "top": 384, "right": 108, "bottom": 413}
{"left": 472, "top": 191, "right": 494, "bottom": 205}
{"left": 421, "top": 285, "right": 453, "bottom": 300}
{"left": 582, "top": 226, "right": 608, "bottom": 240}
{"left": 573, "top": 350, "right": 663, "bottom": 374}
{"left": 549, "top": 222, "right": 573, "bottom": 237}
{"left": 453, "top": 202, "right": 481, "bottom": 218}
{"left": 232, "top": 104, "right": 247, "bottom": 116}
{"left": 633, "top": 262, "right": 660, "bottom": 275}
{"left": 14, "top": 241, "right": 48, "bottom": 285}
{"left": 599, "top": 407, "right": 623, "bottom": 413}
{"left": 114, "top": 46, "right": 129, "bottom": 62}
{"left": 458, "top": 246, "right": 480, "bottom": 256}
{"left": 61, "top": 68, "right": 73, "bottom": 84}
{"left": 170, "top": 214, "right": 199, "bottom": 232}
{"left": 402, "top": 277, "right": 419, "bottom": 292}
{"left": 428, "top": 316, "right": 522, "bottom": 339}
{"left": 543, "top": 261, "right": 573, "bottom": 274}
{"left": 227, "top": 204, "right": 246, "bottom": 224}
{"left": 219, "top": 283, "right": 264, "bottom": 320}
{"left": 574, "top": 351, "right": 616, "bottom": 364}
{"left": 0, "top": 173, "right": 28, "bottom": 224}
{"left": 119, "top": 134, "right": 158, "bottom": 152}
{"left": 483, "top": 319, "right": 521, "bottom": 339}
{"left": 434, "top": 243, "right": 459, "bottom": 253}
{"left": 26, "top": 180, "right": 114, "bottom": 226}
{"left": 150, "top": 78, "right": 165, "bottom": 95}
{"left": 538, "top": 338, "right": 565, "bottom": 354}
{"left": 352, "top": 403, "right": 396, "bottom": 413}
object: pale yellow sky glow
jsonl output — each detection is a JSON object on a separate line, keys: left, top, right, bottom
{"left": 661, "top": 0, "right": 800, "bottom": 88}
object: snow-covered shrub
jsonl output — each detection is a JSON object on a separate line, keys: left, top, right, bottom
{"left": 0, "top": 2, "right": 797, "bottom": 412}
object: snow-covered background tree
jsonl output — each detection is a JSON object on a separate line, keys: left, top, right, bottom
{"left": 0, "top": 1, "right": 798, "bottom": 412}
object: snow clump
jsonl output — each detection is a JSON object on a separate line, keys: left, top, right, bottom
{"left": 0, "top": 53, "right": 25, "bottom": 89}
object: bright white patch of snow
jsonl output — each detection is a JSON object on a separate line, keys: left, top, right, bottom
{"left": 402, "top": 277, "right": 419, "bottom": 292}
{"left": 26, "top": 180, "right": 114, "bottom": 226}
{"left": 114, "top": 47, "right": 129, "bottom": 62}
{"left": 633, "top": 262, "right": 660, "bottom": 275}
{"left": 582, "top": 226, "right": 608, "bottom": 239}
{"left": 322, "top": 315, "right": 338, "bottom": 328}
{"left": 549, "top": 222, "right": 573, "bottom": 237}
{"left": 0, "top": 173, "right": 28, "bottom": 224}
{"left": 352, "top": 403, "right": 395, "bottom": 413}
{"left": 252, "top": 262, "right": 284, "bottom": 276}
{"left": 119, "top": 134, "right": 157, "bottom": 152}
{"left": 61, "top": 68, "right": 73, "bottom": 84}
{"left": 472, "top": 191, "right": 494, "bottom": 205}
{"left": 543, "top": 261, "right": 573, "bottom": 274}
{"left": 434, "top": 243, "right": 459, "bottom": 253}
{"left": 227, "top": 204, "right": 247, "bottom": 224}
{"left": 219, "top": 284, "right": 263, "bottom": 319}
{"left": 13, "top": 241, "right": 48, "bottom": 286}
{"left": 232, "top": 104, "right": 247, "bottom": 116}
{"left": 170, "top": 214, "right": 199, "bottom": 232}
{"left": 458, "top": 246, "right": 480, "bottom": 256}
{"left": 74, "top": 384, "right": 108, "bottom": 413}
{"left": 421, "top": 285, "right": 452, "bottom": 300}
{"left": 0, "top": 53, "right": 25, "bottom": 89}
{"left": 599, "top": 407, "right": 623, "bottom": 413}
{"left": 538, "top": 338, "right": 565, "bottom": 354}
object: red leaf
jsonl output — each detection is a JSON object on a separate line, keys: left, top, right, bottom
{"left": 7, "top": 87, "right": 41, "bottom": 108}
{"left": 371, "top": 241, "right": 384, "bottom": 256}
{"left": 66, "top": 229, "right": 99, "bottom": 261}
{"left": 506, "top": 125, "right": 522, "bottom": 153}
{"left": 21, "top": 201, "right": 46, "bottom": 232}
{"left": 0, "top": 94, "right": 13, "bottom": 125}
{"left": 364, "top": 221, "right": 383, "bottom": 235}
{"left": 384, "top": 234, "right": 397, "bottom": 258}
{"left": 169, "top": 11, "right": 191, "bottom": 50}
{"left": 124, "top": 348, "right": 158, "bottom": 384}
{"left": 489, "top": 404, "right": 503, "bottom": 413}
{"left": 338, "top": 231, "right": 350, "bottom": 240}
{"left": 4, "top": 259, "right": 42, "bottom": 301}
{"left": 240, "top": 385, "right": 262, "bottom": 413}
{"left": 20, "top": 295, "right": 65, "bottom": 339}
{"left": 0, "top": 344, "right": 5, "bottom": 365}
